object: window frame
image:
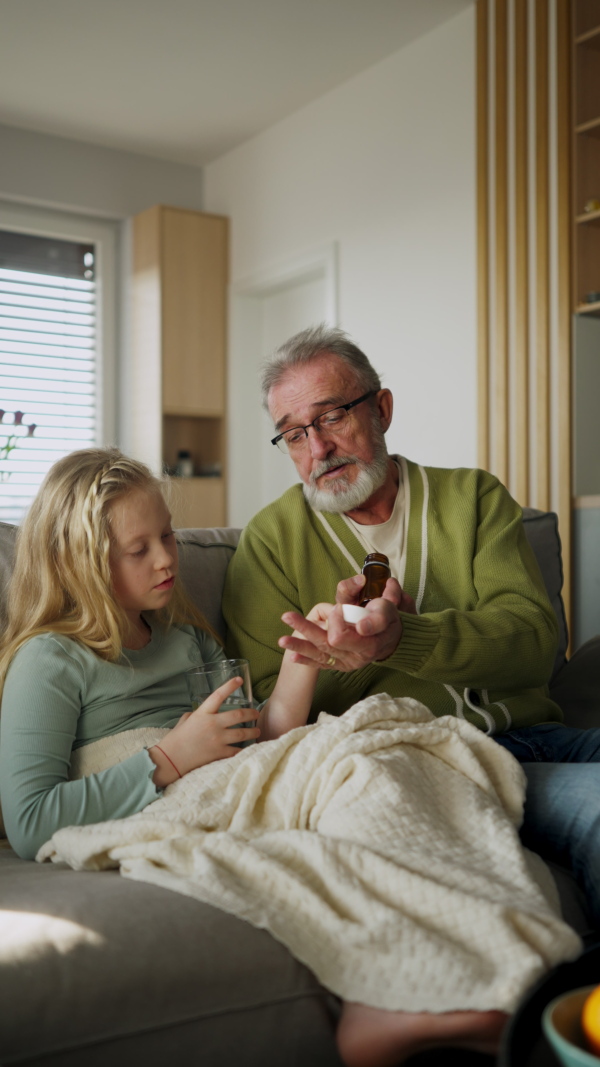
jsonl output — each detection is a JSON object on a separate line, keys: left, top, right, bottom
{"left": 0, "top": 200, "right": 118, "bottom": 447}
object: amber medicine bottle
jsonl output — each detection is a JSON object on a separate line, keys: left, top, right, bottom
{"left": 359, "top": 553, "right": 391, "bottom": 606}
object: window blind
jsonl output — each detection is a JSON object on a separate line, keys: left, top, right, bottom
{"left": 0, "top": 229, "right": 96, "bottom": 524}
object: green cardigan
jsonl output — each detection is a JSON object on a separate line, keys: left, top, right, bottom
{"left": 223, "top": 457, "right": 563, "bottom": 733}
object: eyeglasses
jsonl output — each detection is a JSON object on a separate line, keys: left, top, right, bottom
{"left": 271, "top": 391, "right": 377, "bottom": 454}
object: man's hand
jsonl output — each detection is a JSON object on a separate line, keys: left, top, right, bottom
{"left": 278, "top": 576, "right": 416, "bottom": 673}
{"left": 335, "top": 573, "right": 417, "bottom": 617}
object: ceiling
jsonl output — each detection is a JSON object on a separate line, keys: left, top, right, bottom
{"left": 0, "top": 0, "right": 472, "bottom": 167}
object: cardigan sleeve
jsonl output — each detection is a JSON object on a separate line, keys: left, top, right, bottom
{"left": 0, "top": 637, "right": 161, "bottom": 860}
{"left": 379, "top": 477, "right": 559, "bottom": 688}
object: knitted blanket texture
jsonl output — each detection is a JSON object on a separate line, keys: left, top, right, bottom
{"left": 38, "top": 696, "right": 580, "bottom": 1012}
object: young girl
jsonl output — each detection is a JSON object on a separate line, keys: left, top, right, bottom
{"left": 0, "top": 447, "right": 318, "bottom": 862}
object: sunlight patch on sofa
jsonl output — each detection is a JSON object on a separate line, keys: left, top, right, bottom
{"left": 0, "top": 910, "right": 105, "bottom": 960}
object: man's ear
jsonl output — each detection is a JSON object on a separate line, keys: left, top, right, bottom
{"left": 377, "top": 389, "right": 393, "bottom": 433}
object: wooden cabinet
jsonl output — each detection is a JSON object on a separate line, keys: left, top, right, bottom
{"left": 130, "top": 205, "right": 228, "bottom": 527}
{"left": 574, "top": 0, "right": 600, "bottom": 316}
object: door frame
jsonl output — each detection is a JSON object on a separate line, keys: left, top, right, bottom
{"left": 228, "top": 243, "right": 338, "bottom": 525}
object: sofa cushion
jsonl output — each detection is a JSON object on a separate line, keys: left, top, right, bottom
{"left": 177, "top": 527, "right": 242, "bottom": 641}
{"left": 0, "top": 848, "right": 341, "bottom": 1066}
{"left": 550, "top": 635, "right": 600, "bottom": 730}
{"left": 522, "top": 508, "right": 568, "bottom": 678}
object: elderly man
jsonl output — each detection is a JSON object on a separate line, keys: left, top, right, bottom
{"left": 223, "top": 324, "right": 600, "bottom": 921}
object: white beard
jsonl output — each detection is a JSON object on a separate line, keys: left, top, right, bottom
{"left": 302, "top": 443, "right": 390, "bottom": 514}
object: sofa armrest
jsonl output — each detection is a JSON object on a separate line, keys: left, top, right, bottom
{"left": 550, "top": 635, "right": 600, "bottom": 730}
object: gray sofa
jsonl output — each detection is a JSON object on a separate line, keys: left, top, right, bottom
{"left": 0, "top": 511, "right": 597, "bottom": 1066}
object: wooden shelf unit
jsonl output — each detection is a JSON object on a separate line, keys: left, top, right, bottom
{"left": 573, "top": 3, "right": 600, "bottom": 310}
{"left": 131, "top": 205, "right": 229, "bottom": 529}
{"left": 576, "top": 207, "right": 600, "bottom": 223}
{"left": 576, "top": 23, "right": 600, "bottom": 45}
{"left": 576, "top": 299, "right": 600, "bottom": 316}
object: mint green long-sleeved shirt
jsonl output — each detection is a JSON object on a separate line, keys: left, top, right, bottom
{"left": 224, "top": 457, "right": 563, "bottom": 734}
{"left": 0, "top": 622, "right": 222, "bottom": 859}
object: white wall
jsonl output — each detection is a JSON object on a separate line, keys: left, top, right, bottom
{"left": 204, "top": 8, "right": 477, "bottom": 527}
{"left": 0, "top": 122, "right": 204, "bottom": 219}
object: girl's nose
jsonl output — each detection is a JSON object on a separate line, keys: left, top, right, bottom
{"left": 157, "top": 542, "right": 176, "bottom": 570}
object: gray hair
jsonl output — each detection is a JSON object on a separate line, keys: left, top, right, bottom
{"left": 261, "top": 324, "right": 382, "bottom": 407}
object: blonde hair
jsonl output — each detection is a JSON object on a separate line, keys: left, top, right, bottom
{"left": 0, "top": 447, "right": 217, "bottom": 696}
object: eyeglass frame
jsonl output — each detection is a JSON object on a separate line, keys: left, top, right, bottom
{"left": 270, "top": 390, "right": 378, "bottom": 453}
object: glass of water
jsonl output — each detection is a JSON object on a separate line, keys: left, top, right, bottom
{"left": 187, "top": 658, "right": 256, "bottom": 748}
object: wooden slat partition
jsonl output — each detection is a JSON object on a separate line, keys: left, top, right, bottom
{"left": 556, "top": 0, "right": 572, "bottom": 621}
{"left": 514, "top": 0, "right": 530, "bottom": 507}
{"left": 477, "top": 0, "right": 573, "bottom": 627}
{"left": 535, "top": 0, "right": 551, "bottom": 512}
{"left": 477, "top": 0, "right": 490, "bottom": 472}
{"left": 495, "top": 0, "right": 510, "bottom": 486}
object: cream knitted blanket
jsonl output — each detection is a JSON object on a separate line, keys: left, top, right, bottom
{"left": 38, "top": 696, "right": 580, "bottom": 1013}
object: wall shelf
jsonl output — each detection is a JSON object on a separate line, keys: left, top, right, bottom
{"left": 575, "top": 23, "right": 600, "bottom": 46}
{"left": 576, "top": 116, "right": 600, "bottom": 137}
{"left": 131, "top": 205, "right": 229, "bottom": 528}
{"left": 576, "top": 300, "right": 600, "bottom": 316}
{"left": 574, "top": 495, "right": 600, "bottom": 508}
{"left": 576, "top": 208, "right": 600, "bottom": 224}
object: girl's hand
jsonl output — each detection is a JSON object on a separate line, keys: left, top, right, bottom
{"left": 288, "top": 601, "right": 334, "bottom": 637}
{"left": 149, "top": 677, "right": 260, "bottom": 786}
{"left": 305, "top": 601, "right": 335, "bottom": 628}
{"left": 276, "top": 602, "right": 338, "bottom": 671}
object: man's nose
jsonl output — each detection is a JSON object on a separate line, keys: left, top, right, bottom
{"left": 306, "top": 425, "right": 335, "bottom": 459}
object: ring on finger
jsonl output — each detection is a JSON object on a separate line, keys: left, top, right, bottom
{"left": 326, "top": 654, "right": 336, "bottom": 667}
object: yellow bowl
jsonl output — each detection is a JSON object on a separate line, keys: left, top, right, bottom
{"left": 543, "top": 987, "right": 600, "bottom": 1067}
